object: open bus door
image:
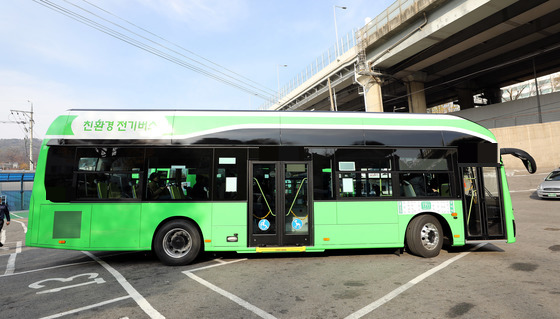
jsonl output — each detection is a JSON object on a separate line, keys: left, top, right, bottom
{"left": 460, "top": 148, "right": 536, "bottom": 241}
{"left": 500, "top": 148, "right": 537, "bottom": 174}
{"left": 461, "top": 166, "right": 506, "bottom": 240}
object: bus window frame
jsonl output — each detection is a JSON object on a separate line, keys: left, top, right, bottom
{"left": 332, "top": 147, "right": 458, "bottom": 201}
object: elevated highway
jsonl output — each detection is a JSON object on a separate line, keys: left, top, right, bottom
{"left": 271, "top": 0, "right": 560, "bottom": 114}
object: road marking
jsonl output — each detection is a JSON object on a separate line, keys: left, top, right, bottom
{"left": 29, "top": 273, "right": 106, "bottom": 294}
{"left": 0, "top": 229, "right": 5, "bottom": 245}
{"left": 12, "top": 219, "right": 28, "bottom": 233}
{"left": 189, "top": 258, "right": 247, "bottom": 272}
{"left": 4, "top": 241, "right": 22, "bottom": 276}
{"left": 83, "top": 251, "right": 165, "bottom": 319}
{"left": 185, "top": 272, "right": 276, "bottom": 319}
{"left": 345, "top": 243, "right": 487, "bottom": 319}
{"left": 183, "top": 258, "right": 275, "bottom": 318}
{"left": 39, "top": 296, "right": 131, "bottom": 319}
{"left": 0, "top": 260, "right": 96, "bottom": 278}
{"left": 509, "top": 189, "right": 536, "bottom": 193}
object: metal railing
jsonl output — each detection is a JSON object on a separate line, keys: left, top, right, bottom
{"left": 261, "top": 0, "right": 430, "bottom": 110}
{"left": 261, "top": 29, "right": 357, "bottom": 109}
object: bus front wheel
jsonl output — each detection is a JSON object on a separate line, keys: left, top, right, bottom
{"left": 406, "top": 215, "right": 443, "bottom": 258}
{"left": 154, "top": 220, "right": 201, "bottom": 266}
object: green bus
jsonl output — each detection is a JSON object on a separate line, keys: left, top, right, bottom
{"left": 25, "top": 110, "right": 536, "bottom": 265}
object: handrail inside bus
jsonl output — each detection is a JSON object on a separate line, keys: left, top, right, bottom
{"left": 286, "top": 178, "right": 308, "bottom": 220}
{"left": 253, "top": 178, "right": 275, "bottom": 218}
{"left": 500, "top": 148, "right": 537, "bottom": 174}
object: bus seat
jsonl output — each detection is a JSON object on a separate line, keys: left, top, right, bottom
{"left": 401, "top": 181, "right": 416, "bottom": 197}
{"left": 131, "top": 184, "right": 138, "bottom": 199}
{"left": 440, "top": 183, "right": 450, "bottom": 196}
{"left": 97, "top": 182, "right": 108, "bottom": 199}
{"left": 170, "top": 185, "right": 182, "bottom": 199}
{"left": 109, "top": 182, "right": 122, "bottom": 198}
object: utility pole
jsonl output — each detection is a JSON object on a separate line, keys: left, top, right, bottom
{"left": 29, "top": 100, "right": 34, "bottom": 170}
{"left": 10, "top": 100, "right": 34, "bottom": 170}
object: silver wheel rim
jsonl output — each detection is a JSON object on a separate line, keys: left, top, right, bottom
{"left": 163, "top": 228, "right": 192, "bottom": 258}
{"left": 420, "top": 222, "right": 440, "bottom": 250}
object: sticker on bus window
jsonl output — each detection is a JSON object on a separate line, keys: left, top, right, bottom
{"left": 258, "top": 219, "right": 270, "bottom": 231}
{"left": 292, "top": 218, "right": 303, "bottom": 230}
{"left": 219, "top": 157, "right": 236, "bottom": 165}
{"left": 339, "top": 162, "right": 355, "bottom": 171}
{"left": 342, "top": 178, "right": 354, "bottom": 193}
{"left": 226, "top": 177, "right": 237, "bottom": 192}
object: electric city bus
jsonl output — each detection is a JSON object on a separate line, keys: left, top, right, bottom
{"left": 25, "top": 110, "right": 536, "bottom": 265}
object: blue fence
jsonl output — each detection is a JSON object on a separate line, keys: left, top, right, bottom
{"left": 0, "top": 171, "right": 34, "bottom": 211}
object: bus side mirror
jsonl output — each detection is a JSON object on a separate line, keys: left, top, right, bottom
{"left": 500, "top": 148, "right": 537, "bottom": 174}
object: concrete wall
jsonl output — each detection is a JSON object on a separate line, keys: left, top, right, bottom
{"left": 455, "top": 91, "right": 560, "bottom": 172}
{"left": 456, "top": 91, "right": 560, "bottom": 129}
{"left": 491, "top": 122, "right": 560, "bottom": 172}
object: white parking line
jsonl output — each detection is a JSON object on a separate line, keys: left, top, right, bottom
{"left": 39, "top": 295, "right": 132, "bottom": 319}
{"left": 183, "top": 258, "right": 276, "bottom": 319}
{"left": 188, "top": 258, "right": 247, "bottom": 272}
{"left": 345, "top": 243, "right": 487, "bottom": 319}
{"left": 185, "top": 272, "right": 276, "bottom": 319}
{"left": 0, "top": 260, "right": 96, "bottom": 278}
{"left": 4, "top": 241, "right": 22, "bottom": 276}
{"left": 11, "top": 219, "right": 28, "bottom": 233}
{"left": 509, "top": 189, "right": 536, "bottom": 193}
{"left": 83, "top": 251, "right": 165, "bottom": 319}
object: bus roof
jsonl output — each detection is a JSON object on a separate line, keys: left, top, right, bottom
{"left": 45, "top": 109, "right": 496, "bottom": 146}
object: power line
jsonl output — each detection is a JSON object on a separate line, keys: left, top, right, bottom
{"left": 32, "top": 0, "right": 276, "bottom": 100}
{"left": 80, "top": 0, "right": 276, "bottom": 96}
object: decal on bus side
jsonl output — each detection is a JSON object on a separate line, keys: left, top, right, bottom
{"left": 397, "top": 201, "right": 455, "bottom": 215}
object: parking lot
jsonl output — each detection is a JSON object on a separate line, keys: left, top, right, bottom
{"left": 1, "top": 168, "right": 559, "bottom": 319}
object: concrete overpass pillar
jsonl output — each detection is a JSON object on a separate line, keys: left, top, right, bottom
{"left": 405, "top": 72, "right": 427, "bottom": 113}
{"left": 356, "top": 74, "right": 384, "bottom": 112}
{"left": 483, "top": 87, "right": 502, "bottom": 104}
{"left": 456, "top": 86, "right": 475, "bottom": 110}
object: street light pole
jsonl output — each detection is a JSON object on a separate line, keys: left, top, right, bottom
{"left": 277, "top": 64, "right": 288, "bottom": 98}
{"left": 333, "top": 5, "right": 347, "bottom": 57}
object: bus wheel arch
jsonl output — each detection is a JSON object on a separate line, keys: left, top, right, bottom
{"left": 405, "top": 213, "right": 446, "bottom": 258}
{"left": 152, "top": 218, "right": 202, "bottom": 266}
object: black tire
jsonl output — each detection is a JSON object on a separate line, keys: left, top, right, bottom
{"left": 153, "top": 220, "right": 201, "bottom": 266}
{"left": 406, "top": 215, "right": 443, "bottom": 258}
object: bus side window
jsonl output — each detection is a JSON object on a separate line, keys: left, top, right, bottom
{"left": 45, "top": 146, "right": 75, "bottom": 202}
{"left": 399, "top": 172, "right": 451, "bottom": 197}
{"left": 395, "top": 149, "right": 454, "bottom": 198}
{"left": 75, "top": 147, "right": 144, "bottom": 201}
{"left": 146, "top": 148, "right": 212, "bottom": 201}
{"left": 309, "top": 148, "right": 335, "bottom": 200}
{"left": 214, "top": 149, "right": 247, "bottom": 201}
{"left": 335, "top": 148, "right": 393, "bottom": 199}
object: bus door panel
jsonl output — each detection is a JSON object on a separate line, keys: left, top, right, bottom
{"left": 461, "top": 166, "right": 505, "bottom": 240}
{"left": 249, "top": 162, "right": 311, "bottom": 247}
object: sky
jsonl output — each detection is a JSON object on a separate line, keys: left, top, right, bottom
{"left": 0, "top": 0, "right": 395, "bottom": 139}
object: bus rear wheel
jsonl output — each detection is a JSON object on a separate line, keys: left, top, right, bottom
{"left": 406, "top": 215, "right": 443, "bottom": 258}
{"left": 154, "top": 220, "right": 201, "bottom": 266}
